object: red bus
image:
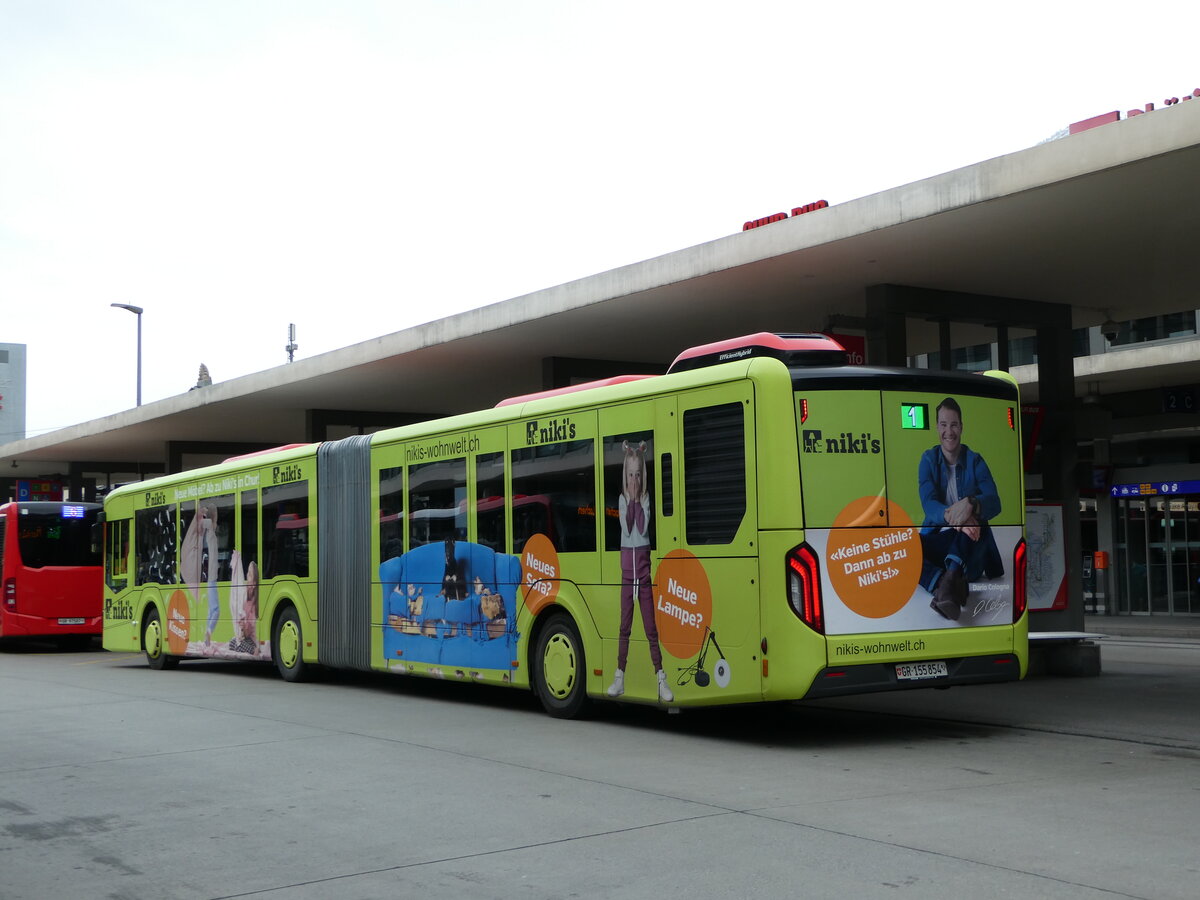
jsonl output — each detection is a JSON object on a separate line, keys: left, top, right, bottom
{"left": 0, "top": 501, "right": 103, "bottom": 649}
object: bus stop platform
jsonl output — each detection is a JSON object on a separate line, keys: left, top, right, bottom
{"left": 1025, "top": 614, "right": 1200, "bottom": 678}
{"left": 1082, "top": 614, "right": 1200, "bottom": 641}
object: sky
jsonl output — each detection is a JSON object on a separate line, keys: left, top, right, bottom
{"left": 2, "top": 0, "right": 1197, "bottom": 442}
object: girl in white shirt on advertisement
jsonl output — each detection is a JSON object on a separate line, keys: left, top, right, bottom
{"left": 607, "top": 440, "right": 673, "bottom": 703}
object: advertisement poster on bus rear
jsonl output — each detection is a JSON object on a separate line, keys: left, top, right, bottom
{"left": 799, "top": 388, "right": 1023, "bottom": 633}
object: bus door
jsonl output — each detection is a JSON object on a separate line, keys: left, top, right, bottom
{"left": 596, "top": 401, "right": 662, "bottom": 689}
{"left": 668, "top": 384, "right": 761, "bottom": 704}
{"left": 103, "top": 515, "right": 132, "bottom": 624}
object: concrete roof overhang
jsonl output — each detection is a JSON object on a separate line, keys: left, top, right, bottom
{"left": 5, "top": 99, "right": 1200, "bottom": 477}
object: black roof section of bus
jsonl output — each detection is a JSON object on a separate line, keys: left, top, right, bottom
{"left": 787, "top": 365, "right": 1019, "bottom": 401}
{"left": 496, "top": 333, "right": 1018, "bottom": 408}
{"left": 669, "top": 333, "right": 1018, "bottom": 400}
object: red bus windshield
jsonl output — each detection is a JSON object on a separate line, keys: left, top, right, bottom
{"left": 12, "top": 506, "right": 102, "bottom": 569}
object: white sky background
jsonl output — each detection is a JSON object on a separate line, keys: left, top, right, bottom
{"left": 2, "top": 0, "right": 1197, "bottom": 440}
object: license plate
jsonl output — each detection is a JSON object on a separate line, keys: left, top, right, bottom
{"left": 895, "top": 660, "right": 948, "bottom": 681}
{"left": 58, "top": 617, "right": 85, "bottom": 625}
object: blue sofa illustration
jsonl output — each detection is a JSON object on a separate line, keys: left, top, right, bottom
{"left": 380, "top": 539, "right": 522, "bottom": 670}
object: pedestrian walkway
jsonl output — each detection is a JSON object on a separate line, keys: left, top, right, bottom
{"left": 1081, "top": 614, "right": 1200, "bottom": 641}
{"left": 1026, "top": 614, "right": 1200, "bottom": 677}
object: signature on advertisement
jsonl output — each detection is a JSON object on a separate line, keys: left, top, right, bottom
{"left": 971, "top": 593, "right": 1007, "bottom": 624}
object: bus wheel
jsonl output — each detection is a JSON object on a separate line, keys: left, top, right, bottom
{"left": 533, "top": 612, "right": 590, "bottom": 719}
{"left": 143, "top": 608, "right": 178, "bottom": 670}
{"left": 272, "top": 606, "right": 308, "bottom": 683}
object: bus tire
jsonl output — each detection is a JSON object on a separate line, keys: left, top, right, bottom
{"left": 532, "top": 611, "right": 590, "bottom": 719}
{"left": 272, "top": 606, "right": 308, "bottom": 683}
{"left": 143, "top": 608, "right": 178, "bottom": 670}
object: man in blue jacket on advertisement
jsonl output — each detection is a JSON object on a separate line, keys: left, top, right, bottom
{"left": 920, "top": 397, "right": 1004, "bottom": 620}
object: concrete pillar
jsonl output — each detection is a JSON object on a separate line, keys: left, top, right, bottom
{"left": 1035, "top": 322, "right": 1085, "bottom": 633}
{"left": 1094, "top": 437, "right": 1117, "bottom": 615}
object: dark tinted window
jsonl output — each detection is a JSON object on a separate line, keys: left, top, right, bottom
{"left": 135, "top": 505, "right": 176, "bottom": 585}
{"left": 408, "top": 458, "right": 467, "bottom": 548}
{"left": 683, "top": 403, "right": 746, "bottom": 544}
{"left": 660, "top": 453, "right": 674, "bottom": 517}
{"left": 379, "top": 465, "right": 404, "bottom": 560}
{"left": 106, "top": 518, "right": 130, "bottom": 590}
{"left": 511, "top": 439, "right": 596, "bottom": 553}
{"left": 476, "top": 452, "right": 505, "bottom": 551}
{"left": 263, "top": 481, "right": 309, "bottom": 578}
{"left": 240, "top": 490, "right": 259, "bottom": 574}
{"left": 15, "top": 507, "right": 101, "bottom": 568}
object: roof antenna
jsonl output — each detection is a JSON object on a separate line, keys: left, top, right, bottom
{"left": 286, "top": 323, "right": 298, "bottom": 363}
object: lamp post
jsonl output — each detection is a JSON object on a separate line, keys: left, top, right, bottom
{"left": 110, "top": 303, "right": 144, "bottom": 406}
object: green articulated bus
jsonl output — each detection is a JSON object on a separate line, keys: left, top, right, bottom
{"left": 102, "top": 333, "right": 1028, "bottom": 718}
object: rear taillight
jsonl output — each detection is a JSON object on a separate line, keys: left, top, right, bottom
{"left": 3, "top": 577, "right": 15, "bottom": 611}
{"left": 1012, "top": 538, "right": 1027, "bottom": 622}
{"left": 786, "top": 543, "right": 823, "bottom": 633}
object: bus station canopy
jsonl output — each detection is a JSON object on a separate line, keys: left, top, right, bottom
{"left": 4, "top": 99, "right": 1200, "bottom": 479}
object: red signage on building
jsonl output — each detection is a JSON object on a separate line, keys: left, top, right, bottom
{"left": 743, "top": 200, "right": 829, "bottom": 231}
{"left": 1068, "top": 83, "right": 1199, "bottom": 135}
{"left": 823, "top": 332, "right": 865, "bottom": 365}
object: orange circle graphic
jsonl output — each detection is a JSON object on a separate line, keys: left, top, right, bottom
{"left": 166, "top": 589, "right": 191, "bottom": 655}
{"left": 826, "top": 498, "right": 921, "bottom": 619}
{"left": 653, "top": 550, "right": 713, "bottom": 660}
{"left": 520, "top": 533, "right": 560, "bottom": 614}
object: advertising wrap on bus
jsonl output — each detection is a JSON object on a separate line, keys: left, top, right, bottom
{"left": 102, "top": 333, "right": 1027, "bottom": 719}
{"left": 797, "top": 388, "right": 1023, "bottom": 635}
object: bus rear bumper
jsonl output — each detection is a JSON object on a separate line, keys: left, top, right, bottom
{"left": 0, "top": 613, "right": 102, "bottom": 637}
{"left": 802, "top": 653, "right": 1021, "bottom": 699}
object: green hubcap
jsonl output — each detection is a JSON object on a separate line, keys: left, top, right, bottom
{"left": 542, "top": 632, "right": 578, "bottom": 700}
{"left": 278, "top": 620, "right": 300, "bottom": 669}
{"left": 145, "top": 619, "right": 163, "bottom": 658}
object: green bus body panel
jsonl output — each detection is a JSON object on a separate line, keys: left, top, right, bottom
{"left": 796, "top": 375, "right": 1025, "bottom": 643}
{"left": 101, "top": 354, "right": 1026, "bottom": 708}
{"left": 102, "top": 444, "right": 321, "bottom": 666}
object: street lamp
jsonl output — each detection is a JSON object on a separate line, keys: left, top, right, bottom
{"left": 110, "top": 303, "right": 144, "bottom": 406}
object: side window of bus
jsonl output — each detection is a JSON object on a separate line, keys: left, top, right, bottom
{"left": 475, "top": 452, "right": 505, "bottom": 552}
{"left": 106, "top": 519, "right": 130, "bottom": 591}
{"left": 408, "top": 458, "right": 468, "bottom": 548}
{"left": 379, "top": 465, "right": 404, "bottom": 561}
{"left": 603, "top": 431, "right": 656, "bottom": 552}
{"left": 0, "top": 513, "right": 6, "bottom": 569}
{"left": 262, "top": 481, "right": 309, "bottom": 579}
{"left": 240, "top": 490, "right": 258, "bottom": 578}
{"left": 511, "top": 439, "right": 596, "bottom": 553}
{"left": 660, "top": 453, "right": 674, "bottom": 516}
{"left": 180, "top": 494, "right": 235, "bottom": 583}
{"left": 135, "top": 504, "right": 176, "bottom": 586}
{"left": 683, "top": 402, "right": 747, "bottom": 544}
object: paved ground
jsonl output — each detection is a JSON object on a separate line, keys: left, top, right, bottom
{"left": 1, "top": 628, "right": 1198, "bottom": 900}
